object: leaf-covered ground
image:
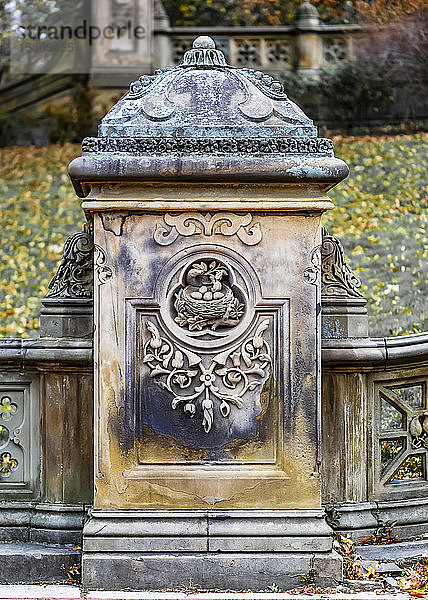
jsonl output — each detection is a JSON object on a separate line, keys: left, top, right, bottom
{"left": 0, "top": 133, "right": 426, "bottom": 338}
{"left": 325, "top": 133, "right": 427, "bottom": 336}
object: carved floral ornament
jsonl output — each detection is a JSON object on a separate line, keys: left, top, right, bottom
{"left": 0, "top": 452, "right": 18, "bottom": 478}
{"left": 143, "top": 320, "right": 271, "bottom": 433}
{"left": 154, "top": 213, "right": 262, "bottom": 247}
{"left": 409, "top": 413, "right": 428, "bottom": 450}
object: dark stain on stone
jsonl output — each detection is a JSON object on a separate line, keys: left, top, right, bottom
{"left": 101, "top": 213, "right": 128, "bottom": 236}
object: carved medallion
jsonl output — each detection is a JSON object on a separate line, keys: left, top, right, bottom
{"left": 173, "top": 259, "right": 245, "bottom": 332}
{"left": 143, "top": 320, "right": 271, "bottom": 433}
{"left": 154, "top": 213, "right": 262, "bottom": 246}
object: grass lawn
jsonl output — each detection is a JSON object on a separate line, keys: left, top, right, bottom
{"left": 0, "top": 133, "right": 426, "bottom": 338}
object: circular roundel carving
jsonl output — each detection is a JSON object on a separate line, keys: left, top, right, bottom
{"left": 155, "top": 245, "right": 261, "bottom": 352}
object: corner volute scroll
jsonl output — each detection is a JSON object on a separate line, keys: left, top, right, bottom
{"left": 304, "top": 227, "right": 365, "bottom": 300}
{"left": 320, "top": 227, "right": 364, "bottom": 300}
{"left": 45, "top": 223, "right": 112, "bottom": 300}
{"left": 46, "top": 224, "right": 94, "bottom": 299}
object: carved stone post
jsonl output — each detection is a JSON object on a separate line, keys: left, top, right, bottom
{"left": 69, "top": 36, "right": 349, "bottom": 589}
{"left": 295, "top": 1, "right": 323, "bottom": 76}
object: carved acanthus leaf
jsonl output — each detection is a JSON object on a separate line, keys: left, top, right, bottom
{"left": 143, "top": 319, "right": 271, "bottom": 433}
{"left": 320, "top": 227, "right": 364, "bottom": 299}
{"left": 46, "top": 226, "right": 93, "bottom": 299}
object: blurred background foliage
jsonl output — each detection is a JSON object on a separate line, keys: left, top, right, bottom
{"left": 161, "top": 0, "right": 425, "bottom": 26}
{"left": 0, "top": 133, "right": 426, "bottom": 338}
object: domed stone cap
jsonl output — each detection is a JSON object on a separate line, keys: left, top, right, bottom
{"left": 95, "top": 35, "right": 317, "bottom": 140}
{"left": 295, "top": 1, "right": 320, "bottom": 27}
{"left": 69, "top": 36, "right": 348, "bottom": 196}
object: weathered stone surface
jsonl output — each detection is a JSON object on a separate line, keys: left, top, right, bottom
{"left": 83, "top": 509, "right": 334, "bottom": 554}
{"left": 40, "top": 299, "right": 93, "bottom": 339}
{"left": 357, "top": 539, "right": 428, "bottom": 562}
{"left": 90, "top": 206, "right": 323, "bottom": 511}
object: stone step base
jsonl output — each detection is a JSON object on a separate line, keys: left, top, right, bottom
{"left": 82, "top": 551, "right": 342, "bottom": 591}
{"left": 0, "top": 543, "right": 81, "bottom": 584}
{"left": 356, "top": 539, "right": 428, "bottom": 563}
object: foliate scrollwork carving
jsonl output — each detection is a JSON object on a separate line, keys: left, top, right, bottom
{"left": 154, "top": 213, "right": 262, "bottom": 246}
{"left": 46, "top": 225, "right": 93, "bottom": 298}
{"left": 94, "top": 245, "right": 112, "bottom": 285}
{"left": 239, "top": 68, "right": 287, "bottom": 99}
{"left": 173, "top": 259, "right": 244, "bottom": 332}
{"left": 143, "top": 320, "right": 271, "bottom": 433}
{"left": 320, "top": 227, "right": 363, "bottom": 298}
{"left": 304, "top": 246, "right": 321, "bottom": 287}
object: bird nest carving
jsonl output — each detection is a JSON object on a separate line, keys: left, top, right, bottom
{"left": 174, "top": 260, "right": 244, "bottom": 331}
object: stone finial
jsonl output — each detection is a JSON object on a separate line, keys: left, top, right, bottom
{"left": 180, "top": 35, "right": 227, "bottom": 67}
{"left": 295, "top": 0, "right": 320, "bottom": 28}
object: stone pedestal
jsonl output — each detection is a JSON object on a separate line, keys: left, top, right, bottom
{"left": 69, "top": 36, "right": 348, "bottom": 590}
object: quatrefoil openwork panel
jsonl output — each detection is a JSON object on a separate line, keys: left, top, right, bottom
{"left": 0, "top": 391, "right": 25, "bottom": 483}
{"left": 125, "top": 245, "right": 288, "bottom": 455}
{"left": 373, "top": 378, "right": 428, "bottom": 497}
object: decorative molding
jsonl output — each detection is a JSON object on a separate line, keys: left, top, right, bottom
{"left": 154, "top": 213, "right": 262, "bottom": 246}
{"left": 143, "top": 320, "right": 271, "bottom": 433}
{"left": 46, "top": 226, "right": 93, "bottom": 299}
{"left": 172, "top": 259, "right": 245, "bottom": 332}
{"left": 0, "top": 377, "right": 40, "bottom": 496}
{"left": 82, "top": 136, "right": 334, "bottom": 156}
{"left": 320, "top": 227, "right": 364, "bottom": 299}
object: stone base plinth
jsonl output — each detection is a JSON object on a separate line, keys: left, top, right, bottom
{"left": 331, "top": 499, "right": 428, "bottom": 543}
{"left": 82, "top": 510, "right": 342, "bottom": 590}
